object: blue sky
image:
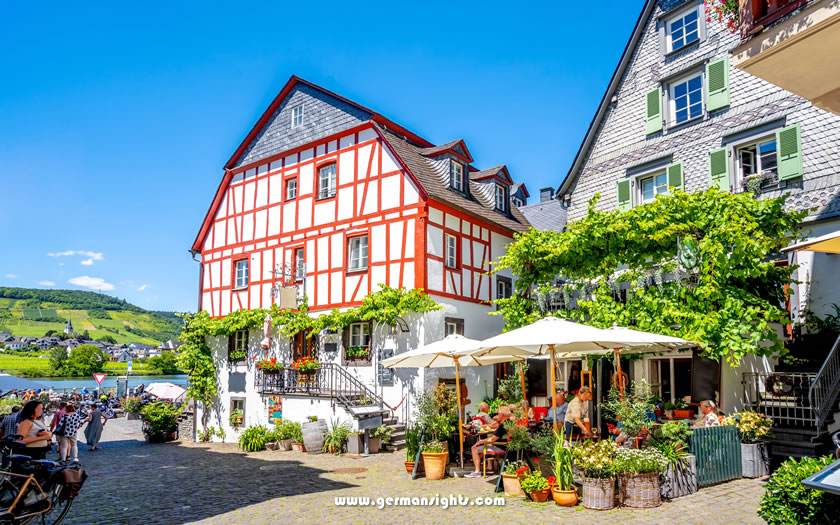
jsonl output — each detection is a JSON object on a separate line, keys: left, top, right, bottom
{"left": 0, "top": 1, "right": 643, "bottom": 312}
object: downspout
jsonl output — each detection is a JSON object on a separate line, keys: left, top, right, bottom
{"left": 189, "top": 248, "right": 203, "bottom": 442}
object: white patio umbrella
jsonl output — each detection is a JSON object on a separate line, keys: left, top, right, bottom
{"left": 146, "top": 382, "right": 187, "bottom": 403}
{"left": 381, "top": 334, "right": 521, "bottom": 469}
{"left": 473, "top": 316, "right": 693, "bottom": 431}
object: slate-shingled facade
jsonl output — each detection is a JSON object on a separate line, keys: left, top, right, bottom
{"left": 557, "top": 0, "right": 840, "bottom": 325}
{"left": 555, "top": 0, "right": 840, "bottom": 414}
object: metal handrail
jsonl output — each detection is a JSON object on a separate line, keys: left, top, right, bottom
{"left": 808, "top": 333, "right": 840, "bottom": 430}
{"left": 255, "top": 363, "right": 385, "bottom": 413}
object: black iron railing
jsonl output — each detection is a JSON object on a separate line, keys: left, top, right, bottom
{"left": 255, "top": 363, "right": 384, "bottom": 412}
{"left": 809, "top": 334, "right": 840, "bottom": 431}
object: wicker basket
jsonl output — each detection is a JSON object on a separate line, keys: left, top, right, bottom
{"left": 618, "top": 472, "right": 661, "bottom": 508}
{"left": 582, "top": 477, "right": 616, "bottom": 510}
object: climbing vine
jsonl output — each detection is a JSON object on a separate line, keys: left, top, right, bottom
{"left": 176, "top": 285, "right": 441, "bottom": 434}
{"left": 492, "top": 189, "right": 807, "bottom": 365}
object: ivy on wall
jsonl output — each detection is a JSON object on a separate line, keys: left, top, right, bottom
{"left": 492, "top": 189, "right": 807, "bottom": 366}
{"left": 176, "top": 285, "right": 441, "bottom": 434}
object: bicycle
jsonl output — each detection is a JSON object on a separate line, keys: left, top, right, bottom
{"left": 0, "top": 436, "right": 87, "bottom": 524}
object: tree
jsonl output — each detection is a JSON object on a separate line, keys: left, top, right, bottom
{"left": 50, "top": 344, "right": 108, "bottom": 377}
{"left": 147, "top": 351, "right": 181, "bottom": 375}
{"left": 81, "top": 330, "right": 91, "bottom": 341}
{"left": 96, "top": 334, "right": 117, "bottom": 344}
{"left": 493, "top": 190, "right": 806, "bottom": 365}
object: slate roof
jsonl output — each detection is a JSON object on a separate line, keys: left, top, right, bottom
{"left": 375, "top": 124, "right": 531, "bottom": 233}
{"left": 469, "top": 165, "right": 512, "bottom": 183}
{"left": 419, "top": 139, "right": 473, "bottom": 161}
{"left": 518, "top": 200, "right": 567, "bottom": 233}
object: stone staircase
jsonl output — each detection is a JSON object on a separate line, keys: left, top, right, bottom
{"left": 383, "top": 416, "right": 406, "bottom": 451}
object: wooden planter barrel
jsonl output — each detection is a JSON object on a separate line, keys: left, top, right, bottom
{"left": 302, "top": 419, "right": 327, "bottom": 455}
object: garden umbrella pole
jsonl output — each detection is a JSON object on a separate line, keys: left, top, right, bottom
{"left": 454, "top": 358, "right": 464, "bottom": 469}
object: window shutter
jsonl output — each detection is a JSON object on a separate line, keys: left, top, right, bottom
{"left": 708, "top": 148, "right": 730, "bottom": 191}
{"left": 645, "top": 87, "right": 663, "bottom": 135}
{"left": 777, "top": 124, "right": 803, "bottom": 180}
{"left": 667, "top": 162, "right": 684, "bottom": 192}
{"left": 706, "top": 57, "right": 730, "bottom": 112}
{"left": 616, "top": 179, "right": 632, "bottom": 211}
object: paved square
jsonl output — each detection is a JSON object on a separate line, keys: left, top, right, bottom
{"left": 61, "top": 419, "right": 767, "bottom": 524}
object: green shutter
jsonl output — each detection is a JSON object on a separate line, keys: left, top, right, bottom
{"left": 667, "top": 162, "right": 684, "bottom": 192}
{"left": 777, "top": 123, "right": 803, "bottom": 180}
{"left": 617, "top": 179, "right": 632, "bottom": 211}
{"left": 645, "top": 87, "right": 663, "bottom": 135}
{"left": 709, "top": 148, "right": 730, "bottom": 191}
{"left": 706, "top": 57, "right": 730, "bottom": 112}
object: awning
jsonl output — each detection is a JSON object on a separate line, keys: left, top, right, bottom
{"left": 782, "top": 230, "right": 840, "bottom": 254}
{"left": 0, "top": 374, "right": 50, "bottom": 393}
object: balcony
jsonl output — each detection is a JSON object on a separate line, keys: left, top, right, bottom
{"left": 732, "top": 0, "right": 840, "bottom": 114}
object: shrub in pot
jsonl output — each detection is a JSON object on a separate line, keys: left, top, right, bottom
{"left": 722, "top": 410, "right": 772, "bottom": 478}
{"left": 758, "top": 455, "right": 840, "bottom": 525}
{"left": 140, "top": 401, "right": 180, "bottom": 442}
{"left": 614, "top": 447, "right": 668, "bottom": 508}
{"left": 274, "top": 420, "right": 301, "bottom": 451}
{"left": 322, "top": 418, "right": 352, "bottom": 455}
{"left": 404, "top": 424, "right": 422, "bottom": 474}
{"left": 653, "top": 421, "right": 696, "bottom": 499}
{"left": 551, "top": 427, "right": 577, "bottom": 506}
{"left": 521, "top": 471, "right": 552, "bottom": 502}
{"left": 572, "top": 439, "right": 616, "bottom": 510}
{"left": 420, "top": 440, "right": 449, "bottom": 480}
{"left": 370, "top": 424, "right": 393, "bottom": 453}
{"left": 238, "top": 425, "right": 269, "bottom": 452}
{"left": 415, "top": 390, "right": 454, "bottom": 480}
{"left": 501, "top": 460, "right": 528, "bottom": 496}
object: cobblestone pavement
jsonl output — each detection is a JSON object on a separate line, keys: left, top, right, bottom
{"left": 59, "top": 419, "right": 768, "bottom": 525}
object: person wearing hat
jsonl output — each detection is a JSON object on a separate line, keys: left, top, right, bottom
{"left": 563, "top": 386, "right": 593, "bottom": 437}
{"left": 542, "top": 395, "right": 568, "bottom": 426}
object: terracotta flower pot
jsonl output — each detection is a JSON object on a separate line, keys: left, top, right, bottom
{"left": 404, "top": 461, "right": 415, "bottom": 474}
{"left": 673, "top": 409, "right": 693, "bottom": 419}
{"left": 421, "top": 451, "right": 448, "bottom": 480}
{"left": 528, "top": 487, "right": 551, "bottom": 502}
{"left": 278, "top": 439, "right": 293, "bottom": 451}
{"left": 552, "top": 486, "right": 578, "bottom": 506}
{"left": 502, "top": 473, "right": 525, "bottom": 497}
{"left": 291, "top": 441, "right": 305, "bottom": 452}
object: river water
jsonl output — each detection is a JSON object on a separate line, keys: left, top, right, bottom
{"left": 28, "top": 374, "right": 188, "bottom": 392}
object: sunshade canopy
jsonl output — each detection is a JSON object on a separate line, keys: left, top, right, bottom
{"left": 146, "top": 382, "right": 187, "bottom": 402}
{"left": 381, "top": 334, "right": 519, "bottom": 368}
{"left": 782, "top": 230, "right": 840, "bottom": 254}
{"left": 0, "top": 374, "right": 49, "bottom": 393}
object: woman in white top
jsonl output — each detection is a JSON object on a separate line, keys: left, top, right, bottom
{"left": 55, "top": 404, "right": 85, "bottom": 462}
{"left": 18, "top": 400, "right": 52, "bottom": 460}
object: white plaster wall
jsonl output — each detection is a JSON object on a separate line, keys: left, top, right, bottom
{"left": 791, "top": 218, "right": 840, "bottom": 323}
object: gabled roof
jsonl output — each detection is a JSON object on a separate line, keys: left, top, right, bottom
{"left": 375, "top": 124, "right": 530, "bottom": 233}
{"left": 511, "top": 183, "right": 530, "bottom": 199}
{"left": 556, "top": 0, "right": 656, "bottom": 197}
{"left": 419, "top": 139, "right": 474, "bottom": 163}
{"left": 469, "top": 165, "right": 514, "bottom": 185}
{"left": 519, "top": 199, "right": 568, "bottom": 233}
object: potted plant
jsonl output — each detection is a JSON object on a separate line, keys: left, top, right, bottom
{"left": 229, "top": 349, "right": 247, "bottom": 362}
{"left": 602, "top": 382, "right": 655, "bottom": 446}
{"left": 614, "top": 447, "right": 668, "bottom": 508}
{"left": 238, "top": 425, "right": 268, "bottom": 451}
{"left": 415, "top": 390, "right": 454, "bottom": 481}
{"left": 663, "top": 401, "right": 675, "bottom": 419}
{"left": 291, "top": 356, "right": 321, "bottom": 374}
{"left": 370, "top": 424, "right": 393, "bottom": 453}
{"left": 404, "top": 424, "right": 422, "bottom": 474}
{"left": 501, "top": 460, "right": 528, "bottom": 496}
{"left": 345, "top": 345, "right": 370, "bottom": 361}
{"left": 521, "top": 471, "right": 552, "bottom": 502}
{"left": 551, "top": 427, "right": 577, "bottom": 506}
{"left": 265, "top": 427, "right": 280, "bottom": 450}
{"left": 322, "top": 418, "right": 352, "bottom": 455}
{"left": 122, "top": 396, "right": 144, "bottom": 420}
{"left": 140, "top": 401, "right": 180, "bottom": 443}
{"left": 653, "top": 420, "right": 697, "bottom": 499}
{"left": 530, "top": 426, "right": 557, "bottom": 477}
{"left": 274, "top": 420, "right": 301, "bottom": 451}
{"left": 650, "top": 394, "right": 664, "bottom": 418}
{"left": 572, "top": 439, "right": 617, "bottom": 510}
{"left": 229, "top": 408, "right": 244, "bottom": 427}
{"left": 723, "top": 410, "right": 772, "bottom": 478}
{"left": 254, "top": 356, "right": 283, "bottom": 373}
{"left": 672, "top": 399, "right": 693, "bottom": 420}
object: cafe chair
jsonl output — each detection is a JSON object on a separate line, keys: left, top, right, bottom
{"left": 480, "top": 441, "right": 507, "bottom": 478}
{"left": 532, "top": 407, "right": 548, "bottom": 423}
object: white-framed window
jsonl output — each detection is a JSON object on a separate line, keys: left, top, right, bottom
{"left": 444, "top": 317, "right": 464, "bottom": 336}
{"left": 229, "top": 329, "right": 248, "bottom": 360}
{"left": 511, "top": 197, "right": 524, "bottom": 207}
{"left": 666, "top": 7, "right": 700, "bottom": 52}
{"left": 648, "top": 357, "right": 692, "bottom": 404}
{"left": 669, "top": 72, "right": 703, "bottom": 125}
{"left": 291, "top": 105, "right": 304, "bottom": 127}
{"left": 445, "top": 234, "right": 458, "bottom": 268}
{"left": 285, "top": 178, "right": 297, "bottom": 200}
{"left": 318, "top": 164, "right": 336, "bottom": 199}
{"left": 348, "top": 235, "right": 368, "bottom": 271}
{"left": 294, "top": 248, "right": 305, "bottom": 280}
{"left": 638, "top": 171, "right": 669, "bottom": 203}
{"left": 451, "top": 161, "right": 464, "bottom": 192}
{"left": 349, "top": 322, "right": 370, "bottom": 347}
{"left": 495, "top": 184, "right": 507, "bottom": 211}
{"left": 234, "top": 259, "right": 249, "bottom": 289}
{"left": 496, "top": 277, "right": 512, "bottom": 300}
{"left": 737, "top": 137, "right": 778, "bottom": 180}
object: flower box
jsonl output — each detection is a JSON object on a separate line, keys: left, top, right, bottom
{"left": 741, "top": 443, "right": 770, "bottom": 478}
{"left": 673, "top": 409, "right": 693, "bottom": 420}
{"left": 502, "top": 473, "right": 525, "bottom": 497}
{"left": 660, "top": 454, "right": 697, "bottom": 499}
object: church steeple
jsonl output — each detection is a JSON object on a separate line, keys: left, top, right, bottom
{"left": 64, "top": 318, "right": 73, "bottom": 335}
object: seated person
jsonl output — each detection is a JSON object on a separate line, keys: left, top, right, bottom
{"left": 541, "top": 395, "right": 568, "bottom": 425}
{"left": 692, "top": 400, "right": 720, "bottom": 428}
{"left": 466, "top": 406, "right": 512, "bottom": 478}
{"left": 521, "top": 399, "right": 534, "bottom": 421}
{"left": 474, "top": 402, "right": 492, "bottom": 426}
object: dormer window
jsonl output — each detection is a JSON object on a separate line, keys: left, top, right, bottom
{"left": 450, "top": 161, "right": 464, "bottom": 192}
{"left": 512, "top": 197, "right": 524, "bottom": 207}
{"left": 494, "top": 184, "right": 508, "bottom": 212}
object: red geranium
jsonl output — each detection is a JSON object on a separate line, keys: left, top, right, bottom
{"left": 515, "top": 466, "right": 530, "bottom": 476}
{"left": 546, "top": 476, "right": 556, "bottom": 486}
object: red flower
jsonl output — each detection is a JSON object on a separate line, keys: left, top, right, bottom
{"left": 516, "top": 466, "right": 530, "bottom": 475}
{"left": 547, "top": 476, "right": 556, "bottom": 485}
{"left": 534, "top": 458, "right": 540, "bottom": 464}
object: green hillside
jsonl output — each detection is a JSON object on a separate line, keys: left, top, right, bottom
{"left": 0, "top": 287, "right": 185, "bottom": 345}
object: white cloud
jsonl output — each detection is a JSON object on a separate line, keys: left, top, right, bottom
{"left": 48, "top": 251, "right": 104, "bottom": 265}
{"left": 39, "top": 281, "right": 56, "bottom": 286}
{"left": 137, "top": 284, "right": 150, "bottom": 291}
{"left": 68, "top": 276, "right": 115, "bottom": 291}
{"left": 4, "top": 274, "right": 16, "bottom": 279}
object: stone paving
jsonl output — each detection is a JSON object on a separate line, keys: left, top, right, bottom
{"left": 58, "top": 419, "right": 768, "bottom": 524}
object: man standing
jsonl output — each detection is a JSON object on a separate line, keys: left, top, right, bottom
{"left": 2, "top": 406, "right": 21, "bottom": 438}
{"left": 563, "top": 386, "right": 592, "bottom": 437}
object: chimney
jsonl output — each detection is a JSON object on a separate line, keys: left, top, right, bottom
{"left": 539, "top": 187, "right": 555, "bottom": 203}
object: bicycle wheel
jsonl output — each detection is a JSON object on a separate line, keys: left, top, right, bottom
{"left": 20, "top": 486, "right": 74, "bottom": 525}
